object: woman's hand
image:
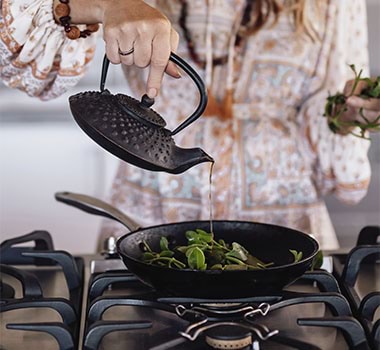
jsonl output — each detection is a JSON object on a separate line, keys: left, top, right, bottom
{"left": 63, "top": 0, "right": 180, "bottom": 98}
{"left": 339, "top": 79, "right": 380, "bottom": 133}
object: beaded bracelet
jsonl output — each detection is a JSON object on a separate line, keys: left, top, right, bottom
{"left": 54, "top": 0, "right": 99, "bottom": 40}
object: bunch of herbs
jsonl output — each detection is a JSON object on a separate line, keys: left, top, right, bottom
{"left": 324, "top": 64, "right": 380, "bottom": 139}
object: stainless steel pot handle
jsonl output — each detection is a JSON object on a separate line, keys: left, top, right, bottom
{"left": 55, "top": 191, "right": 141, "bottom": 232}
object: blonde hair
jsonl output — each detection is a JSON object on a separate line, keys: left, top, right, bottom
{"left": 242, "top": 0, "right": 320, "bottom": 40}
{"left": 158, "top": 0, "right": 322, "bottom": 43}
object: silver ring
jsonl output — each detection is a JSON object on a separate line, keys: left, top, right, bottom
{"left": 118, "top": 47, "right": 134, "bottom": 56}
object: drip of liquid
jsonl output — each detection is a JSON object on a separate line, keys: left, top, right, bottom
{"left": 208, "top": 161, "right": 215, "bottom": 236}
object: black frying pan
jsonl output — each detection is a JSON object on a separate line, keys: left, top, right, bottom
{"left": 55, "top": 192, "right": 319, "bottom": 298}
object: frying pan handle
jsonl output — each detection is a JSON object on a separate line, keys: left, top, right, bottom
{"left": 54, "top": 191, "right": 141, "bottom": 232}
{"left": 100, "top": 52, "right": 208, "bottom": 136}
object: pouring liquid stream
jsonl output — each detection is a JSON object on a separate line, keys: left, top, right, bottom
{"left": 208, "top": 161, "right": 215, "bottom": 239}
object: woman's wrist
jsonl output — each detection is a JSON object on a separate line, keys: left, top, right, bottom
{"left": 53, "top": 0, "right": 115, "bottom": 39}
{"left": 56, "top": 0, "right": 144, "bottom": 25}
{"left": 70, "top": 0, "right": 105, "bottom": 24}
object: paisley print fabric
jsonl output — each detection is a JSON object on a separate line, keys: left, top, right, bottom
{"left": 0, "top": 0, "right": 371, "bottom": 250}
{"left": 0, "top": 0, "right": 96, "bottom": 99}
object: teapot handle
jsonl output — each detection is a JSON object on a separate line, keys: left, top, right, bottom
{"left": 100, "top": 53, "right": 208, "bottom": 136}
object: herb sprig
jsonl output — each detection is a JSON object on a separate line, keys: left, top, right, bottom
{"left": 324, "top": 64, "right": 380, "bottom": 139}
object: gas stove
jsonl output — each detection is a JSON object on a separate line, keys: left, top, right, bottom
{"left": 0, "top": 227, "right": 379, "bottom": 350}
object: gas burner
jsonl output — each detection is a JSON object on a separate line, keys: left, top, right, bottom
{"left": 176, "top": 302, "right": 278, "bottom": 347}
{"left": 176, "top": 302, "right": 270, "bottom": 319}
{"left": 201, "top": 303, "right": 246, "bottom": 309}
{"left": 205, "top": 325, "right": 253, "bottom": 349}
{"left": 180, "top": 321, "right": 278, "bottom": 347}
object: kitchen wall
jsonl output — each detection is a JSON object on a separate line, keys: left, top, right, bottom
{"left": 1, "top": 0, "right": 379, "bottom": 253}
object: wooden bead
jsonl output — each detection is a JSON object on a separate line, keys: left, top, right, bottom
{"left": 66, "top": 26, "right": 81, "bottom": 40}
{"left": 86, "top": 23, "right": 99, "bottom": 32}
{"left": 56, "top": 0, "right": 97, "bottom": 41}
{"left": 54, "top": 3, "right": 70, "bottom": 17}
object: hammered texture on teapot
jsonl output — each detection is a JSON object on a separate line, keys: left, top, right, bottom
{"left": 70, "top": 91, "right": 174, "bottom": 165}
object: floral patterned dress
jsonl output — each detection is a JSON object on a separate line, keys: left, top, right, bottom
{"left": 0, "top": 0, "right": 371, "bottom": 250}
{"left": 101, "top": 0, "right": 371, "bottom": 250}
{"left": 0, "top": 0, "right": 96, "bottom": 99}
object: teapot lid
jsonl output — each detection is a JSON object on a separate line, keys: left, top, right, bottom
{"left": 115, "top": 93, "right": 166, "bottom": 128}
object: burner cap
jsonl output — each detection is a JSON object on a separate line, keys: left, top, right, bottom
{"left": 205, "top": 325, "right": 252, "bottom": 349}
{"left": 201, "top": 303, "right": 245, "bottom": 310}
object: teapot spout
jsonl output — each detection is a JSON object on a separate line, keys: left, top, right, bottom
{"left": 169, "top": 146, "right": 214, "bottom": 174}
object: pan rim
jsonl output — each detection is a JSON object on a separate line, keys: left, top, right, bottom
{"left": 116, "top": 219, "right": 320, "bottom": 272}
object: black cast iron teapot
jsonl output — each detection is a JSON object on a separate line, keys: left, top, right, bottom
{"left": 68, "top": 53, "right": 214, "bottom": 174}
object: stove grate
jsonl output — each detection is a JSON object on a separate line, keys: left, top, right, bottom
{"left": 0, "top": 231, "right": 84, "bottom": 349}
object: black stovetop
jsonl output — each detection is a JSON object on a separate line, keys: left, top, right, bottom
{"left": 0, "top": 227, "right": 379, "bottom": 350}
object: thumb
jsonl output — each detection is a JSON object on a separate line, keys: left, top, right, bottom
{"left": 165, "top": 61, "right": 182, "bottom": 78}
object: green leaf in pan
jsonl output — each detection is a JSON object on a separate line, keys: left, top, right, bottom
{"left": 311, "top": 250, "right": 324, "bottom": 270}
{"left": 159, "top": 236, "right": 169, "bottom": 251}
{"left": 224, "top": 264, "right": 248, "bottom": 271}
{"left": 195, "top": 229, "right": 213, "bottom": 242}
{"left": 141, "top": 231, "right": 308, "bottom": 272}
{"left": 210, "top": 264, "right": 224, "bottom": 270}
{"left": 187, "top": 246, "right": 207, "bottom": 270}
{"left": 245, "top": 253, "right": 273, "bottom": 268}
{"left": 159, "top": 250, "right": 174, "bottom": 258}
{"left": 142, "top": 252, "right": 156, "bottom": 261}
{"left": 225, "top": 255, "right": 247, "bottom": 265}
{"left": 185, "top": 229, "right": 213, "bottom": 244}
{"left": 289, "top": 249, "right": 303, "bottom": 263}
{"left": 225, "top": 242, "right": 249, "bottom": 261}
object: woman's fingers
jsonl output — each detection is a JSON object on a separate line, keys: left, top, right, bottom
{"left": 342, "top": 96, "right": 380, "bottom": 130}
{"left": 133, "top": 35, "right": 152, "bottom": 68}
{"left": 101, "top": 0, "right": 178, "bottom": 97}
{"left": 347, "top": 96, "right": 380, "bottom": 112}
{"left": 104, "top": 34, "right": 121, "bottom": 64}
{"left": 117, "top": 41, "right": 135, "bottom": 66}
{"left": 146, "top": 23, "right": 172, "bottom": 98}
{"left": 165, "top": 28, "right": 181, "bottom": 78}
{"left": 343, "top": 79, "right": 368, "bottom": 96}
{"left": 359, "top": 110, "right": 380, "bottom": 121}
{"left": 79, "top": 0, "right": 180, "bottom": 94}
{"left": 341, "top": 77, "right": 380, "bottom": 131}
{"left": 338, "top": 77, "right": 380, "bottom": 133}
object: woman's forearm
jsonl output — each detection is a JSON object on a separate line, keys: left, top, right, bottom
{"left": 53, "top": 0, "right": 146, "bottom": 25}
